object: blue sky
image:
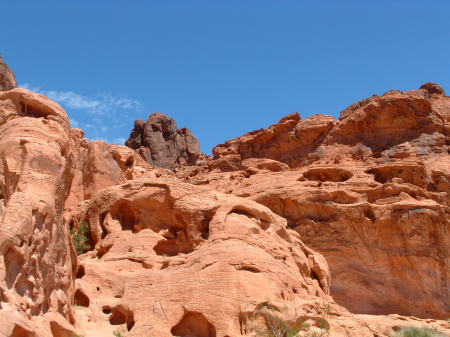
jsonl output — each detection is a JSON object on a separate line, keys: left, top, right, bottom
{"left": 3, "top": 1, "right": 450, "bottom": 153}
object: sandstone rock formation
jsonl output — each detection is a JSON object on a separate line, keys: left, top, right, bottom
{"left": 125, "top": 113, "right": 202, "bottom": 170}
{"left": 0, "top": 88, "right": 76, "bottom": 336}
{"left": 66, "top": 178, "right": 332, "bottom": 337}
{"left": 182, "top": 85, "right": 450, "bottom": 320}
{"left": 0, "top": 68, "right": 449, "bottom": 337}
{"left": 212, "top": 113, "right": 337, "bottom": 168}
{"left": 65, "top": 130, "right": 174, "bottom": 211}
{"left": 0, "top": 58, "right": 17, "bottom": 91}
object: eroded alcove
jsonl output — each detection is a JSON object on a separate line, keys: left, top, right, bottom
{"left": 171, "top": 311, "right": 216, "bottom": 337}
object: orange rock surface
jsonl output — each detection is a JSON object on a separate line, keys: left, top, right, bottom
{"left": 183, "top": 86, "right": 450, "bottom": 320}
{"left": 0, "top": 60, "right": 448, "bottom": 337}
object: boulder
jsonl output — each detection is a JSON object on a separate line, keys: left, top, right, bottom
{"left": 125, "top": 113, "right": 201, "bottom": 170}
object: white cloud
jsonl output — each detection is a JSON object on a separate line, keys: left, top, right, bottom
{"left": 45, "top": 90, "right": 101, "bottom": 110}
{"left": 19, "top": 83, "right": 142, "bottom": 115}
{"left": 19, "top": 83, "right": 143, "bottom": 144}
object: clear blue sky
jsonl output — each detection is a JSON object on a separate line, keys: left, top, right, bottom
{"left": 3, "top": 1, "right": 450, "bottom": 153}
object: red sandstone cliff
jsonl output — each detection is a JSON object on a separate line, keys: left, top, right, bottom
{"left": 0, "top": 60, "right": 448, "bottom": 337}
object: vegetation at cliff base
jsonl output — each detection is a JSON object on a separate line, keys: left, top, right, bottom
{"left": 71, "top": 222, "right": 91, "bottom": 255}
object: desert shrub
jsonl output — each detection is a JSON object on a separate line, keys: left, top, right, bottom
{"left": 247, "top": 301, "right": 329, "bottom": 337}
{"left": 113, "top": 328, "right": 126, "bottom": 337}
{"left": 391, "top": 327, "right": 447, "bottom": 337}
{"left": 319, "top": 303, "right": 334, "bottom": 320}
{"left": 71, "top": 222, "right": 91, "bottom": 255}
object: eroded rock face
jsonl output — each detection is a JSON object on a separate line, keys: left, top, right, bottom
{"left": 1, "top": 76, "right": 450, "bottom": 337}
{"left": 0, "top": 89, "right": 76, "bottom": 336}
{"left": 67, "top": 178, "right": 332, "bottom": 337}
{"left": 324, "top": 90, "right": 447, "bottom": 155}
{"left": 213, "top": 113, "right": 337, "bottom": 168}
{"left": 0, "top": 58, "right": 17, "bottom": 91}
{"left": 210, "top": 86, "right": 449, "bottom": 172}
{"left": 182, "top": 84, "right": 450, "bottom": 319}
{"left": 125, "top": 113, "right": 202, "bottom": 170}
{"left": 65, "top": 131, "right": 174, "bottom": 210}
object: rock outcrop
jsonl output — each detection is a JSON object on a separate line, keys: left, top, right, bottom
{"left": 182, "top": 84, "right": 450, "bottom": 319}
{"left": 65, "top": 130, "right": 174, "bottom": 211}
{"left": 0, "top": 69, "right": 449, "bottom": 337}
{"left": 0, "top": 57, "right": 17, "bottom": 91}
{"left": 213, "top": 113, "right": 337, "bottom": 168}
{"left": 125, "top": 113, "right": 202, "bottom": 170}
{"left": 66, "top": 178, "right": 332, "bottom": 337}
{"left": 0, "top": 89, "right": 76, "bottom": 336}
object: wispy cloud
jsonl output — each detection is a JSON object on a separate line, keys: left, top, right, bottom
{"left": 20, "top": 84, "right": 141, "bottom": 115}
{"left": 20, "top": 83, "right": 143, "bottom": 144}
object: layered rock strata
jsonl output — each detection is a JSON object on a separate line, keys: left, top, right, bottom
{"left": 182, "top": 84, "right": 450, "bottom": 319}
{"left": 0, "top": 59, "right": 448, "bottom": 337}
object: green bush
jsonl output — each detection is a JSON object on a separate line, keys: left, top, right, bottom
{"left": 391, "top": 327, "right": 447, "bottom": 337}
{"left": 71, "top": 222, "right": 91, "bottom": 255}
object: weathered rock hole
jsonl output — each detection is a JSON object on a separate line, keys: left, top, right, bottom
{"left": 199, "top": 210, "right": 215, "bottom": 240}
{"left": 21, "top": 103, "right": 42, "bottom": 118}
{"left": 76, "top": 264, "right": 85, "bottom": 279}
{"left": 105, "top": 305, "right": 135, "bottom": 331}
{"left": 118, "top": 203, "right": 137, "bottom": 231}
{"left": 303, "top": 168, "right": 353, "bottom": 182}
{"left": 366, "top": 164, "right": 427, "bottom": 188}
{"left": 364, "top": 207, "right": 376, "bottom": 223}
{"left": 171, "top": 311, "right": 216, "bottom": 337}
{"left": 154, "top": 240, "right": 179, "bottom": 256}
{"left": 74, "top": 289, "right": 89, "bottom": 307}
{"left": 153, "top": 237, "right": 193, "bottom": 257}
{"left": 237, "top": 265, "right": 261, "bottom": 273}
{"left": 125, "top": 158, "right": 134, "bottom": 167}
{"left": 110, "top": 201, "right": 138, "bottom": 232}
{"left": 99, "top": 212, "right": 108, "bottom": 239}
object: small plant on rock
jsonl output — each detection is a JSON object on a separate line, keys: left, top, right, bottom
{"left": 246, "top": 301, "right": 330, "bottom": 337}
{"left": 391, "top": 327, "right": 447, "bottom": 337}
{"left": 113, "top": 327, "right": 127, "bottom": 337}
{"left": 71, "top": 221, "right": 91, "bottom": 255}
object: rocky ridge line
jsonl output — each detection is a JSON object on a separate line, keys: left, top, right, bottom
{"left": 0, "top": 59, "right": 448, "bottom": 337}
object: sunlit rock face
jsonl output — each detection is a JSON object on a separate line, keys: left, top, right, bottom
{"left": 66, "top": 178, "right": 332, "bottom": 337}
{"left": 0, "top": 88, "right": 76, "bottom": 336}
{"left": 0, "top": 63, "right": 449, "bottom": 337}
{"left": 182, "top": 84, "right": 450, "bottom": 319}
